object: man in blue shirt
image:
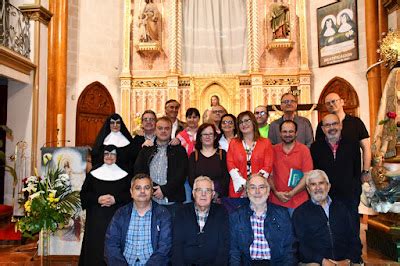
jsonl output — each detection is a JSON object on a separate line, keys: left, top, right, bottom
{"left": 105, "top": 173, "right": 172, "bottom": 265}
{"left": 293, "top": 170, "right": 362, "bottom": 265}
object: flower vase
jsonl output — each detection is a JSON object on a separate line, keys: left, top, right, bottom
{"left": 39, "top": 229, "right": 50, "bottom": 266}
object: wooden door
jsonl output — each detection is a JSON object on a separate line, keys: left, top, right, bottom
{"left": 75, "top": 82, "right": 115, "bottom": 147}
{"left": 318, "top": 77, "right": 359, "bottom": 121}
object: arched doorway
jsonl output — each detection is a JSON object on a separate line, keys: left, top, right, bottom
{"left": 75, "top": 82, "right": 115, "bottom": 147}
{"left": 200, "top": 82, "right": 230, "bottom": 115}
{"left": 318, "top": 77, "right": 359, "bottom": 121}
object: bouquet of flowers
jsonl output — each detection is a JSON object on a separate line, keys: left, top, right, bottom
{"left": 17, "top": 153, "right": 81, "bottom": 238}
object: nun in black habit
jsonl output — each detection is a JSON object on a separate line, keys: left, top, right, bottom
{"left": 91, "top": 113, "right": 143, "bottom": 174}
{"left": 79, "top": 145, "right": 132, "bottom": 266}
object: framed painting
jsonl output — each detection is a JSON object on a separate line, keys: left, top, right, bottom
{"left": 317, "top": 0, "right": 359, "bottom": 67}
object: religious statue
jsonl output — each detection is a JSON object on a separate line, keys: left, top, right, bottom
{"left": 368, "top": 30, "right": 400, "bottom": 213}
{"left": 138, "top": 0, "right": 160, "bottom": 43}
{"left": 270, "top": 2, "right": 290, "bottom": 40}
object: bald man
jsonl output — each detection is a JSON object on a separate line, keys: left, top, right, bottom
{"left": 311, "top": 114, "right": 363, "bottom": 237}
{"left": 316, "top": 93, "right": 371, "bottom": 183}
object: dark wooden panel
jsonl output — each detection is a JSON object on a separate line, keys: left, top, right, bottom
{"left": 75, "top": 82, "right": 115, "bottom": 147}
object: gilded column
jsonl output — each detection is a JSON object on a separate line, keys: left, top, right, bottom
{"left": 47, "top": 0, "right": 68, "bottom": 146}
{"left": 251, "top": 0, "right": 260, "bottom": 73}
{"left": 251, "top": 75, "right": 263, "bottom": 109}
{"left": 246, "top": 0, "right": 254, "bottom": 73}
{"left": 365, "top": 0, "right": 382, "bottom": 135}
{"left": 297, "top": 0, "right": 310, "bottom": 72}
{"left": 169, "top": 0, "right": 178, "bottom": 73}
{"left": 120, "top": 0, "right": 132, "bottom": 130}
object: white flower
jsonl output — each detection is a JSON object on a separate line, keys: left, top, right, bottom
{"left": 43, "top": 153, "right": 53, "bottom": 165}
{"left": 59, "top": 174, "right": 70, "bottom": 181}
{"left": 29, "top": 191, "right": 44, "bottom": 200}
{"left": 27, "top": 176, "right": 37, "bottom": 183}
{"left": 23, "top": 183, "right": 37, "bottom": 193}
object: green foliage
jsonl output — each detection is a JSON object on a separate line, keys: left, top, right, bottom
{"left": 17, "top": 154, "right": 81, "bottom": 238}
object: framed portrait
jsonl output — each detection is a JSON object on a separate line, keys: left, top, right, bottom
{"left": 317, "top": 0, "right": 359, "bottom": 67}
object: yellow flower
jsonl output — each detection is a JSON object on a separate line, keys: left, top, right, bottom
{"left": 24, "top": 200, "right": 32, "bottom": 213}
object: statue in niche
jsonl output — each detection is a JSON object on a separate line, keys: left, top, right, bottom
{"left": 138, "top": 0, "right": 160, "bottom": 42}
{"left": 270, "top": 1, "right": 290, "bottom": 40}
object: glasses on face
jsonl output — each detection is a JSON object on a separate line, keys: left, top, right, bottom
{"left": 281, "top": 99, "right": 297, "bottom": 105}
{"left": 254, "top": 111, "right": 266, "bottom": 116}
{"left": 212, "top": 110, "right": 224, "bottom": 114}
{"left": 167, "top": 105, "right": 180, "bottom": 110}
{"left": 322, "top": 121, "right": 339, "bottom": 128}
{"left": 238, "top": 118, "right": 252, "bottom": 126}
{"left": 142, "top": 117, "right": 155, "bottom": 122}
{"left": 194, "top": 188, "right": 213, "bottom": 195}
{"left": 110, "top": 119, "right": 121, "bottom": 125}
{"left": 248, "top": 185, "right": 268, "bottom": 192}
{"left": 201, "top": 132, "right": 214, "bottom": 138}
{"left": 222, "top": 120, "right": 234, "bottom": 125}
{"left": 104, "top": 151, "right": 117, "bottom": 157}
{"left": 134, "top": 185, "right": 152, "bottom": 191}
{"left": 325, "top": 99, "right": 341, "bottom": 106}
{"left": 281, "top": 130, "right": 295, "bottom": 134}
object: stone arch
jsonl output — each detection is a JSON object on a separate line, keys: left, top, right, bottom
{"left": 318, "top": 77, "right": 359, "bottom": 121}
{"left": 75, "top": 81, "right": 115, "bottom": 147}
{"left": 199, "top": 82, "right": 231, "bottom": 115}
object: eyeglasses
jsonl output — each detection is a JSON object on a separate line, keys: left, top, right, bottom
{"left": 238, "top": 118, "right": 252, "bottom": 125}
{"left": 254, "top": 111, "right": 266, "bottom": 116}
{"left": 104, "top": 151, "right": 117, "bottom": 157}
{"left": 281, "top": 99, "right": 297, "bottom": 104}
{"left": 325, "top": 99, "right": 341, "bottom": 106}
{"left": 134, "top": 185, "right": 152, "bottom": 191}
{"left": 212, "top": 110, "right": 225, "bottom": 114}
{"left": 322, "top": 121, "right": 339, "bottom": 128}
{"left": 142, "top": 117, "right": 155, "bottom": 122}
{"left": 248, "top": 185, "right": 268, "bottom": 192}
{"left": 222, "top": 120, "right": 234, "bottom": 125}
{"left": 110, "top": 119, "right": 121, "bottom": 125}
{"left": 201, "top": 133, "right": 214, "bottom": 138}
{"left": 194, "top": 188, "right": 214, "bottom": 195}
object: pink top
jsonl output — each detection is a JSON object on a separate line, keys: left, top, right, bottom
{"left": 177, "top": 128, "right": 196, "bottom": 156}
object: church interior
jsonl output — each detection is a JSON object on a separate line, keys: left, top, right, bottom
{"left": 0, "top": 0, "right": 400, "bottom": 264}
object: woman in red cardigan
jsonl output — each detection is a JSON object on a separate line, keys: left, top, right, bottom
{"left": 226, "top": 111, "right": 274, "bottom": 198}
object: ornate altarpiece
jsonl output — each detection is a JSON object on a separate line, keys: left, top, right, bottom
{"left": 120, "top": 0, "right": 311, "bottom": 131}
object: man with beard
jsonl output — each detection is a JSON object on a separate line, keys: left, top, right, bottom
{"left": 293, "top": 170, "right": 362, "bottom": 265}
{"left": 269, "top": 120, "right": 313, "bottom": 216}
{"left": 310, "top": 114, "right": 362, "bottom": 235}
{"left": 315, "top": 92, "right": 371, "bottom": 183}
{"left": 268, "top": 93, "right": 314, "bottom": 147}
{"left": 230, "top": 174, "right": 296, "bottom": 265}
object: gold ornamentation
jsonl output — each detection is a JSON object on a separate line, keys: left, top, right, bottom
{"left": 379, "top": 30, "right": 400, "bottom": 69}
{"left": 133, "top": 79, "right": 167, "bottom": 88}
{"left": 19, "top": 4, "right": 52, "bottom": 25}
{"left": 263, "top": 77, "right": 299, "bottom": 86}
{"left": 267, "top": 39, "right": 294, "bottom": 50}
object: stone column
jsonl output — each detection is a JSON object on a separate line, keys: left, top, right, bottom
{"left": 365, "top": 0, "right": 382, "bottom": 135}
{"left": 46, "top": 0, "right": 68, "bottom": 146}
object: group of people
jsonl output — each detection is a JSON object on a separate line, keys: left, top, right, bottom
{"left": 79, "top": 92, "right": 371, "bottom": 265}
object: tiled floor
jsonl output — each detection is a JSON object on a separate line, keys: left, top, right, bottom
{"left": 0, "top": 223, "right": 397, "bottom": 265}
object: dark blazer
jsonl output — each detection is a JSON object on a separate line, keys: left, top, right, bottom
{"left": 172, "top": 203, "right": 230, "bottom": 266}
{"left": 293, "top": 199, "right": 362, "bottom": 264}
{"left": 134, "top": 141, "right": 188, "bottom": 202}
{"left": 229, "top": 202, "right": 297, "bottom": 266}
{"left": 104, "top": 201, "right": 172, "bottom": 266}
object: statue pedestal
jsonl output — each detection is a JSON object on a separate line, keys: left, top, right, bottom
{"left": 366, "top": 214, "right": 400, "bottom": 261}
{"left": 135, "top": 42, "right": 161, "bottom": 69}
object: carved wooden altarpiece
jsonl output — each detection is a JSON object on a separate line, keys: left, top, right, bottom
{"left": 120, "top": 0, "right": 312, "bottom": 132}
